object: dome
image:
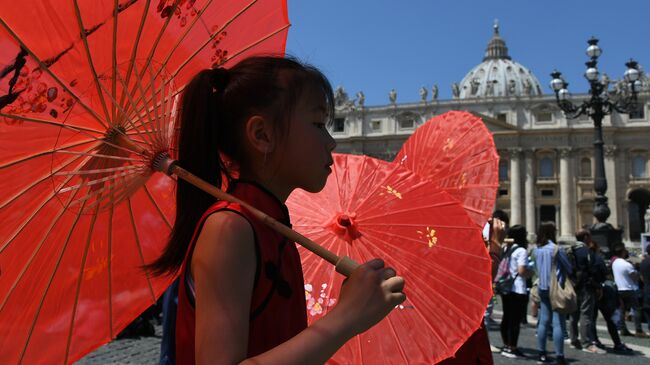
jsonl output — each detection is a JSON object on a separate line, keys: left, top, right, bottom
{"left": 457, "top": 22, "right": 543, "bottom": 99}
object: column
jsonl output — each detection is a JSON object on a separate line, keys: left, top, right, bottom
{"left": 559, "top": 147, "right": 575, "bottom": 242}
{"left": 524, "top": 149, "right": 536, "bottom": 234}
{"left": 604, "top": 145, "right": 619, "bottom": 226}
{"left": 509, "top": 148, "right": 522, "bottom": 225}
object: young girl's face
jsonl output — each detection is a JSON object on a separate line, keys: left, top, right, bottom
{"left": 272, "top": 85, "right": 336, "bottom": 193}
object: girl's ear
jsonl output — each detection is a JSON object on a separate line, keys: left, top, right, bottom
{"left": 244, "top": 115, "right": 276, "bottom": 154}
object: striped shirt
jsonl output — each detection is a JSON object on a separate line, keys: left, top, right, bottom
{"left": 534, "top": 241, "right": 573, "bottom": 290}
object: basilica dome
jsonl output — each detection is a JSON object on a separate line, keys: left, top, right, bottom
{"left": 457, "top": 23, "right": 543, "bottom": 99}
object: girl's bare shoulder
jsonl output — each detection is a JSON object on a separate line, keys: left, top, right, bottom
{"left": 193, "top": 210, "right": 256, "bottom": 270}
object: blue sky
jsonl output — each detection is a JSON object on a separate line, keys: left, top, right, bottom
{"left": 286, "top": 1, "right": 650, "bottom": 106}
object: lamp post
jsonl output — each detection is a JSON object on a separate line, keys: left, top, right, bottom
{"left": 550, "top": 37, "right": 641, "bottom": 254}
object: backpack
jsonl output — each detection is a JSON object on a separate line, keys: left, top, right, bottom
{"left": 493, "top": 245, "right": 519, "bottom": 295}
{"left": 549, "top": 245, "right": 577, "bottom": 314}
{"left": 566, "top": 243, "right": 580, "bottom": 284}
{"left": 567, "top": 242, "right": 595, "bottom": 289}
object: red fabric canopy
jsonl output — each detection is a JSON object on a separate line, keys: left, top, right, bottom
{"left": 288, "top": 153, "right": 493, "bottom": 364}
{"left": 0, "top": 1, "right": 289, "bottom": 363}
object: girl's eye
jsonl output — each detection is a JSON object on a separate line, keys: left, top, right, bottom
{"left": 315, "top": 123, "right": 326, "bottom": 130}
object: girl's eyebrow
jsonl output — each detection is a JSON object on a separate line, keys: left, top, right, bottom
{"left": 312, "top": 106, "right": 326, "bottom": 113}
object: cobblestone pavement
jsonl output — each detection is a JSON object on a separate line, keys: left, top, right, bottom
{"left": 75, "top": 325, "right": 162, "bottom": 365}
{"left": 77, "top": 306, "right": 650, "bottom": 364}
{"left": 487, "top": 308, "right": 650, "bottom": 365}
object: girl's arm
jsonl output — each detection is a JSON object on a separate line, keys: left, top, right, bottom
{"left": 192, "top": 211, "right": 405, "bottom": 365}
{"left": 192, "top": 211, "right": 256, "bottom": 365}
{"left": 515, "top": 249, "right": 532, "bottom": 278}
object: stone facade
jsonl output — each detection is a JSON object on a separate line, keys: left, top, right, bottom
{"left": 330, "top": 25, "right": 650, "bottom": 246}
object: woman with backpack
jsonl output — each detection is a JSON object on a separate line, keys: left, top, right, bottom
{"left": 498, "top": 225, "right": 533, "bottom": 359}
{"left": 533, "top": 222, "right": 573, "bottom": 365}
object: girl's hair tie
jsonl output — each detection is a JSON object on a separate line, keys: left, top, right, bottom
{"left": 210, "top": 67, "right": 230, "bottom": 92}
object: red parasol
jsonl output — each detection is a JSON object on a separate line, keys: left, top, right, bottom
{"left": 287, "top": 153, "right": 493, "bottom": 364}
{"left": 0, "top": 1, "right": 289, "bottom": 364}
{"left": 394, "top": 110, "right": 500, "bottom": 227}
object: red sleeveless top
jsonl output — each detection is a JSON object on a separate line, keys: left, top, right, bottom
{"left": 175, "top": 182, "right": 308, "bottom": 364}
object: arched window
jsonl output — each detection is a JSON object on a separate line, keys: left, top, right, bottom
{"left": 580, "top": 157, "right": 592, "bottom": 178}
{"left": 539, "top": 157, "right": 554, "bottom": 178}
{"left": 499, "top": 160, "right": 508, "bottom": 181}
{"left": 632, "top": 156, "right": 647, "bottom": 178}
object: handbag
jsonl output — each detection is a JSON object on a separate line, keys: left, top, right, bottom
{"left": 493, "top": 245, "right": 518, "bottom": 295}
{"left": 549, "top": 245, "right": 577, "bottom": 314}
{"left": 530, "top": 278, "right": 540, "bottom": 303}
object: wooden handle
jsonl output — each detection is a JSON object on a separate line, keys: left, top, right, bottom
{"left": 335, "top": 256, "right": 359, "bottom": 277}
{"left": 171, "top": 164, "right": 359, "bottom": 277}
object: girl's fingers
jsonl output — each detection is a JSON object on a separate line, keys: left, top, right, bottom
{"left": 383, "top": 276, "right": 405, "bottom": 293}
{"left": 382, "top": 267, "right": 397, "bottom": 280}
{"left": 364, "top": 258, "right": 385, "bottom": 270}
{"left": 389, "top": 292, "right": 407, "bottom": 305}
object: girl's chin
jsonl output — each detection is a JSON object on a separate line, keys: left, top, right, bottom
{"left": 301, "top": 180, "right": 328, "bottom": 194}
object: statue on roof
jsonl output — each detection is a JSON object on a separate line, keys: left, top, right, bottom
{"left": 419, "top": 86, "right": 428, "bottom": 102}
{"left": 334, "top": 86, "right": 349, "bottom": 107}
{"left": 356, "top": 91, "right": 365, "bottom": 107}
{"left": 389, "top": 89, "right": 397, "bottom": 104}
{"left": 451, "top": 83, "right": 460, "bottom": 98}
{"left": 431, "top": 84, "right": 439, "bottom": 101}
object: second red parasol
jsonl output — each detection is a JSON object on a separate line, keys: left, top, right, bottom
{"left": 287, "top": 153, "right": 492, "bottom": 364}
{"left": 394, "top": 110, "right": 500, "bottom": 227}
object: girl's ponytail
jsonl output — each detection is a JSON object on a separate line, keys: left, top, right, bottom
{"left": 146, "top": 70, "right": 227, "bottom": 276}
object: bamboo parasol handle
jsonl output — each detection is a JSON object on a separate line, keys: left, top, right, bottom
{"left": 171, "top": 164, "right": 359, "bottom": 277}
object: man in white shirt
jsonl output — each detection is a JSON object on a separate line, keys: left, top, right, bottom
{"left": 611, "top": 244, "right": 647, "bottom": 337}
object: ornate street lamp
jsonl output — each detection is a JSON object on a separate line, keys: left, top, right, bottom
{"left": 550, "top": 37, "right": 641, "bottom": 254}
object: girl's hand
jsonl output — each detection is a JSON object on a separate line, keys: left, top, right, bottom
{"left": 332, "top": 259, "right": 406, "bottom": 336}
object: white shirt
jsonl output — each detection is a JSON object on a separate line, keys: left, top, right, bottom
{"left": 509, "top": 245, "right": 528, "bottom": 295}
{"left": 612, "top": 258, "right": 639, "bottom": 291}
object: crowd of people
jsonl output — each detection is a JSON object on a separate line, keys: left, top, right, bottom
{"left": 487, "top": 211, "right": 650, "bottom": 365}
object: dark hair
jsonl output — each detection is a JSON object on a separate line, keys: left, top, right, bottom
{"left": 146, "top": 56, "right": 334, "bottom": 277}
{"left": 612, "top": 243, "right": 626, "bottom": 257}
{"left": 536, "top": 221, "right": 556, "bottom": 246}
{"left": 575, "top": 228, "right": 591, "bottom": 243}
{"left": 506, "top": 224, "right": 528, "bottom": 247}
{"left": 492, "top": 209, "right": 509, "bottom": 226}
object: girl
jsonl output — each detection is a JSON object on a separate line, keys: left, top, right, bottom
{"left": 533, "top": 222, "right": 572, "bottom": 365}
{"left": 146, "top": 56, "right": 406, "bottom": 365}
